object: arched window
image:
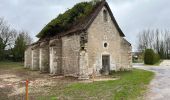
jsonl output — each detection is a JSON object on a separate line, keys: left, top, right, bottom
{"left": 103, "top": 10, "right": 108, "bottom": 22}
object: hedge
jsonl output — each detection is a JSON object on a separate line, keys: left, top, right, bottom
{"left": 144, "top": 49, "right": 160, "bottom": 65}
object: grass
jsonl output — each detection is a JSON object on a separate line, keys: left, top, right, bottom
{"left": 45, "top": 69, "right": 154, "bottom": 100}
{"left": 37, "top": 96, "right": 58, "bottom": 100}
{"left": 0, "top": 61, "right": 23, "bottom": 69}
{"left": 0, "top": 62, "right": 154, "bottom": 100}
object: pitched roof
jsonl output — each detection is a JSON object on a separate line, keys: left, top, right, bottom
{"left": 38, "top": 0, "right": 125, "bottom": 40}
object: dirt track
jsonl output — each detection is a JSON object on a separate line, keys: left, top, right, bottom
{"left": 0, "top": 62, "right": 114, "bottom": 100}
{"left": 0, "top": 63, "right": 77, "bottom": 100}
{"left": 134, "top": 60, "right": 170, "bottom": 100}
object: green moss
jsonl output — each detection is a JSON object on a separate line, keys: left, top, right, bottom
{"left": 37, "top": 0, "right": 100, "bottom": 38}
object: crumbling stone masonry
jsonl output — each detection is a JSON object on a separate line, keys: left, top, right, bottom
{"left": 79, "top": 49, "right": 89, "bottom": 79}
{"left": 49, "top": 39, "right": 62, "bottom": 75}
{"left": 24, "top": 0, "right": 132, "bottom": 79}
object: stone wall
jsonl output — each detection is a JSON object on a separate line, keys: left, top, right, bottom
{"left": 120, "top": 38, "right": 132, "bottom": 70}
{"left": 49, "top": 39, "right": 62, "bottom": 75}
{"left": 31, "top": 44, "right": 40, "bottom": 71}
{"left": 62, "top": 34, "right": 80, "bottom": 77}
{"left": 79, "top": 49, "right": 89, "bottom": 79}
{"left": 24, "top": 4, "right": 132, "bottom": 79}
{"left": 39, "top": 41, "right": 49, "bottom": 73}
{"left": 87, "top": 6, "right": 127, "bottom": 75}
{"left": 24, "top": 46, "right": 32, "bottom": 68}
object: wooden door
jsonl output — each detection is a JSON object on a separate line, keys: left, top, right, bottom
{"left": 102, "top": 55, "right": 110, "bottom": 74}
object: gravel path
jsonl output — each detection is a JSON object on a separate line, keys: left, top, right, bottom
{"left": 134, "top": 60, "right": 170, "bottom": 100}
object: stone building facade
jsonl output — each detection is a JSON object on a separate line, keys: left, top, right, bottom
{"left": 24, "top": 0, "right": 132, "bottom": 79}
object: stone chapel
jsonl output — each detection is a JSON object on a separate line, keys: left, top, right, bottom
{"left": 24, "top": 0, "right": 132, "bottom": 79}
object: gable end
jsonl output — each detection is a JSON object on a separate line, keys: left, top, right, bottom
{"left": 84, "top": 1, "right": 125, "bottom": 37}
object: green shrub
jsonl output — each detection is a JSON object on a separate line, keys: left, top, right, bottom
{"left": 154, "top": 53, "right": 160, "bottom": 63}
{"left": 144, "top": 49, "right": 160, "bottom": 65}
{"left": 144, "top": 49, "right": 155, "bottom": 65}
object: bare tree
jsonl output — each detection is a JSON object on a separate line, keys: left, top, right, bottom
{"left": 164, "top": 30, "right": 170, "bottom": 58}
{"left": 137, "top": 28, "right": 170, "bottom": 59}
{"left": 0, "top": 18, "right": 17, "bottom": 50}
{"left": 137, "top": 29, "right": 152, "bottom": 51}
{"left": 0, "top": 17, "right": 33, "bottom": 61}
{"left": 19, "top": 30, "right": 33, "bottom": 45}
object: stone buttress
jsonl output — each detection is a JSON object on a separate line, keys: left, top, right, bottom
{"left": 24, "top": 46, "right": 32, "bottom": 68}
{"left": 39, "top": 41, "right": 50, "bottom": 73}
{"left": 49, "top": 39, "right": 62, "bottom": 75}
{"left": 31, "top": 43, "right": 40, "bottom": 70}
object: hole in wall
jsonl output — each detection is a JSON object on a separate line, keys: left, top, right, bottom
{"left": 104, "top": 43, "right": 108, "bottom": 48}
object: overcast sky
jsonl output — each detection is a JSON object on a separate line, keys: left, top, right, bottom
{"left": 0, "top": 0, "right": 170, "bottom": 51}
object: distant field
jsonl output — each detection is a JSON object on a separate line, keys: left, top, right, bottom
{"left": 0, "top": 61, "right": 23, "bottom": 68}
{"left": 0, "top": 62, "right": 154, "bottom": 100}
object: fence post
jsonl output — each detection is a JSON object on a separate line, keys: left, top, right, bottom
{"left": 26, "top": 80, "right": 29, "bottom": 100}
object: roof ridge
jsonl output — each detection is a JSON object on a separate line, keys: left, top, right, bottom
{"left": 83, "top": 0, "right": 105, "bottom": 30}
{"left": 37, "top": 0, "right": 125, "bottom": 40}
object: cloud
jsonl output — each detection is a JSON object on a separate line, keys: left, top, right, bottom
{"left": 0, "top": 0, "right": 170, "bottom": 51}
{"left": 108, "top": 0, "right": 170, "bottom": 50}
{"left": 0, "top": 0, "right": 91, "bottom": 41}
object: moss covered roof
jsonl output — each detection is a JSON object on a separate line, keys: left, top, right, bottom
{"left": 37, "top": 0, "right": 125, "bottom": 39}
{"left": 37, "top": 0, "right": 101, "bottom": 38}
